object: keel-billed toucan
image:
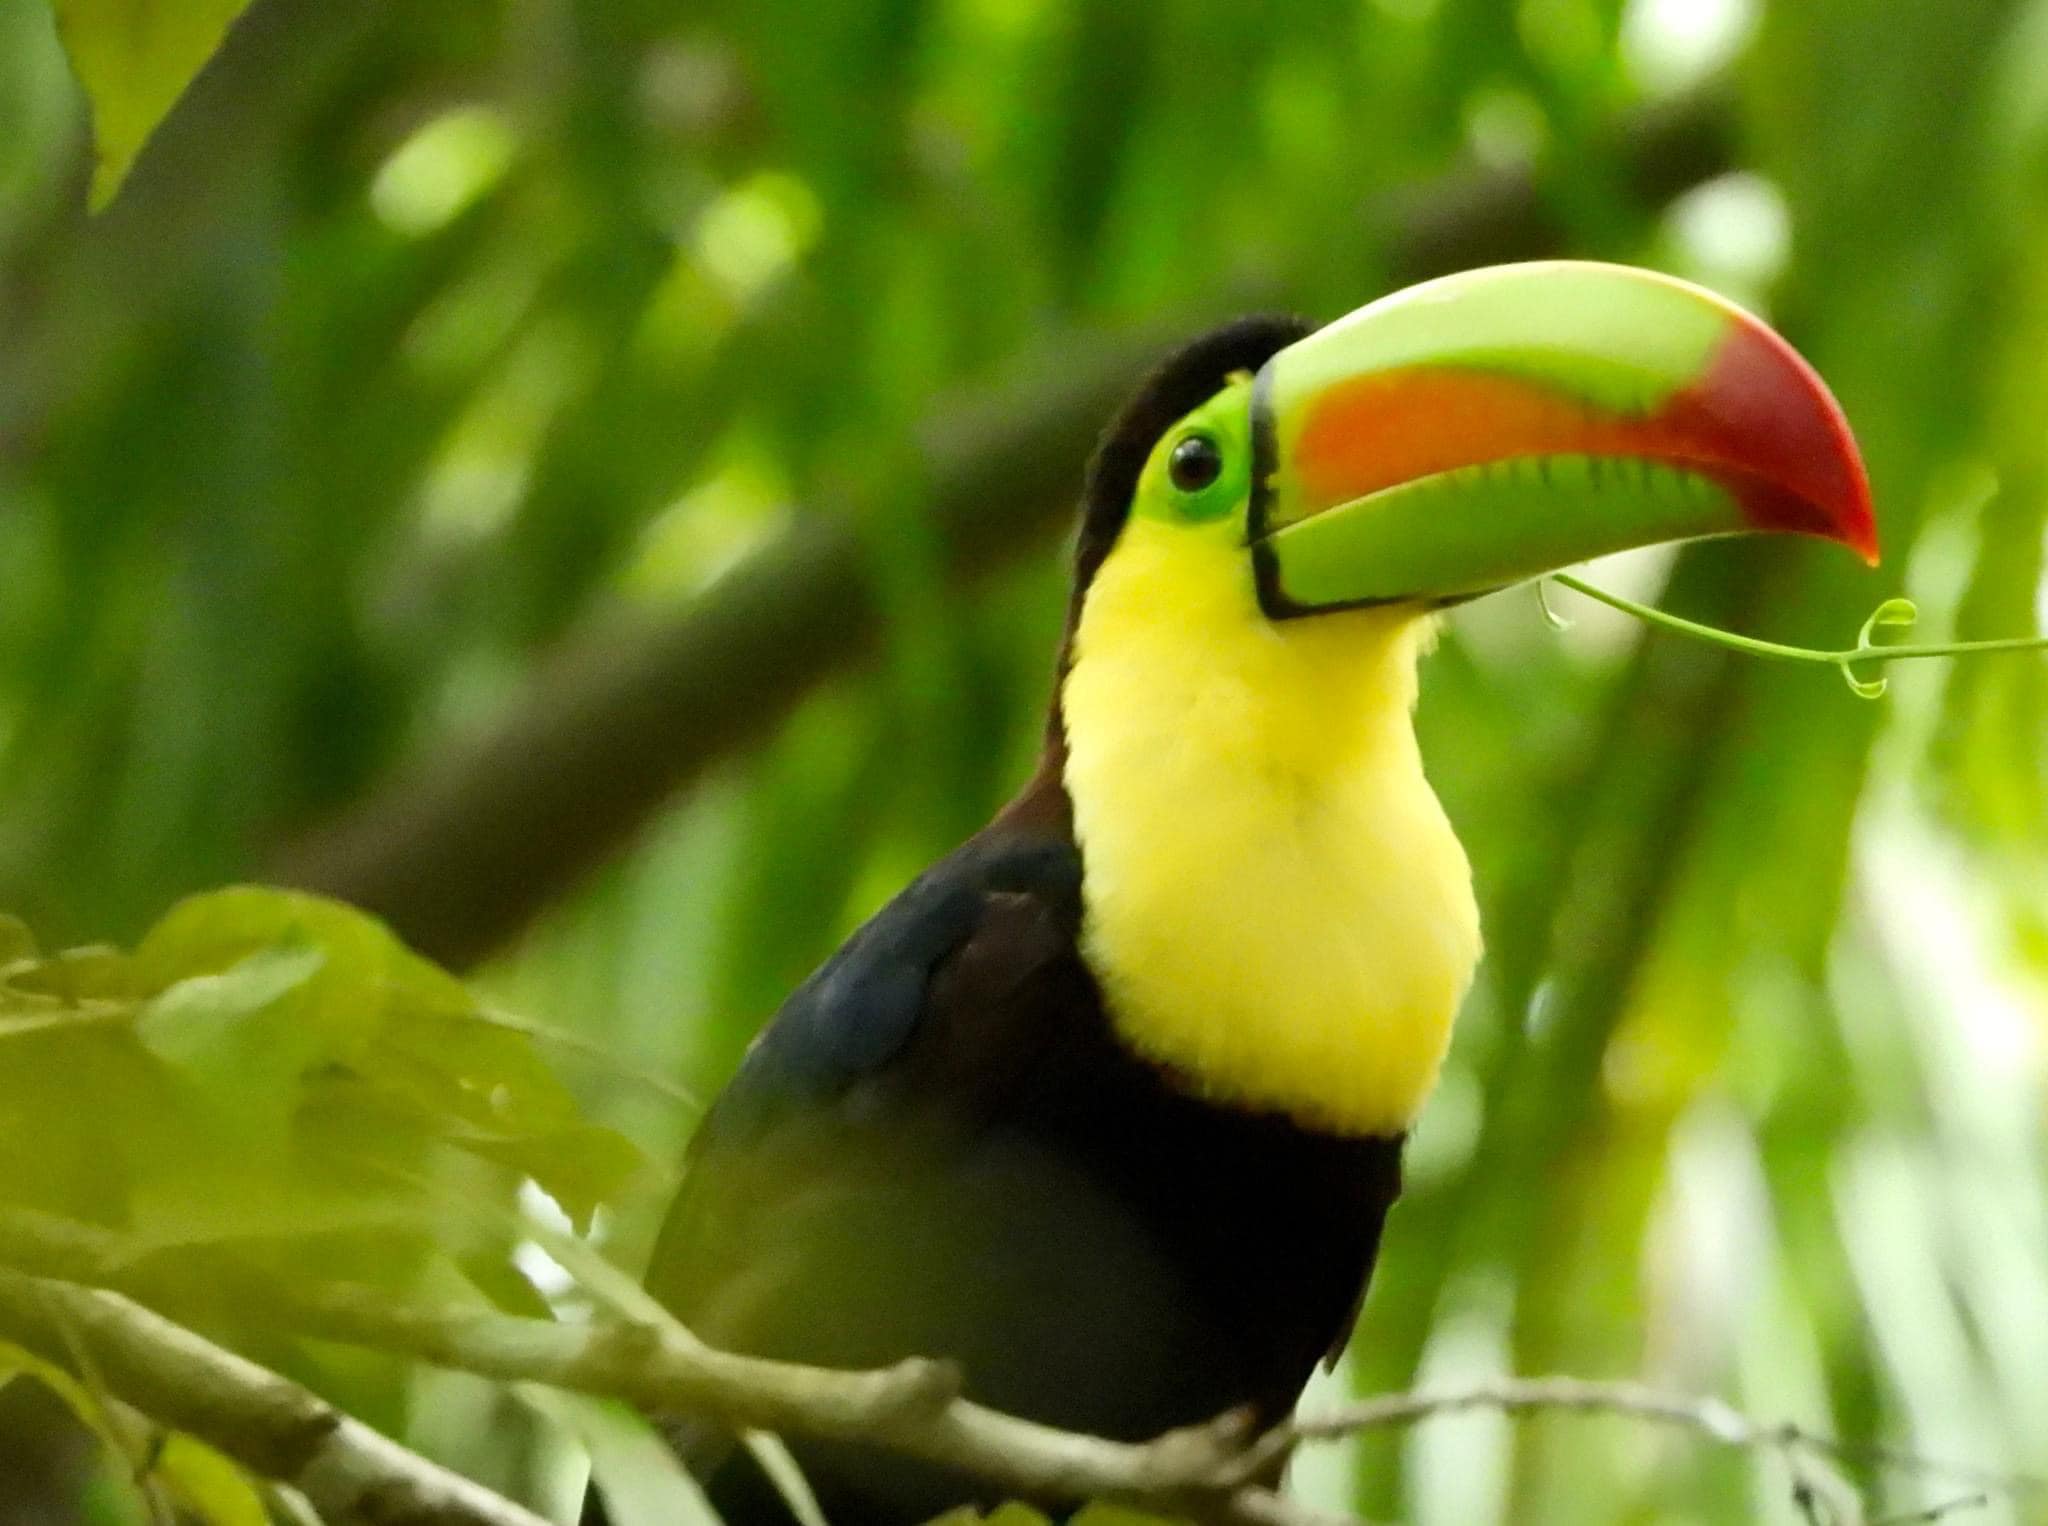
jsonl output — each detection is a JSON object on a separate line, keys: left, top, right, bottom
{"left": 627, "top": 262, "right": 1875, "bottom": 1524}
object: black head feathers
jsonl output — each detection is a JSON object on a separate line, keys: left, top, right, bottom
{"left": 1071, "top": 315, "right": 1315, "bottom": 601}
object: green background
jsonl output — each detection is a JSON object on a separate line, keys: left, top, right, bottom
{"left": 2, "top": 0, "right": 2045, "bottom": 1520}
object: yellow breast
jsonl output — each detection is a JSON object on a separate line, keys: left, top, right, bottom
{"left": 1060, "top": 515, "right": 1481, "bottom": 1138}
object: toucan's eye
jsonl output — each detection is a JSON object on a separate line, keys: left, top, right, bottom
{"left": 1168, "top": 433, "right": 1223, "bottom": 493}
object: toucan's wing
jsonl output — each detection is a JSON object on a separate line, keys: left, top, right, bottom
{"left": 642, "top": 826, "right": 1091, "bottom": 1351}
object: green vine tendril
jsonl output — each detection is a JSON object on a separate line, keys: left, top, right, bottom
{"left": 1544, "top": 573, "right": 2048, "bottom": 700}
{"left": 1534, "top": 579, "right": 1573, "bottom": 632}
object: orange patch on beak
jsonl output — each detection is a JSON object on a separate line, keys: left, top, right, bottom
{"left": 1291, "top": 322, "right": 1878, "bottom": 564}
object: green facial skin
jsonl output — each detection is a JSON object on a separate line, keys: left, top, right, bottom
{"left": 1131, "top": 376, "right": 1256, "bottom": 530}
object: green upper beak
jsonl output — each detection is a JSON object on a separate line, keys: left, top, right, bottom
{"left": 1248, "top": 261, "right": 1876, "bottom": 614}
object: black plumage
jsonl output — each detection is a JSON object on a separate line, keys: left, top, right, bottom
{"left": 625, "top": 317, "right": 1406, "bottom": 1526}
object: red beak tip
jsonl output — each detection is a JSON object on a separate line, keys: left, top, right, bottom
{"left": 1843, "top": 488, "right": 1881, "bottom": 567}
{"left": 1701, "top": 315, "right": 1880, "bottom": 569}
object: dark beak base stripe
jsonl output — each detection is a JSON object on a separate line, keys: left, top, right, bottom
{"left": 1247, "top": 362, "right": 1305, "bottom": 620}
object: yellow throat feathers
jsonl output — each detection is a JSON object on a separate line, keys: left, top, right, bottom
{"left": 1060, "top": 513, "right": 1481, "bottom": 1138}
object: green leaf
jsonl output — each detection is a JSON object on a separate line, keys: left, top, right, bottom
{"left": 134, "top": 944, "right": 331, "bottom": 1145}
{"left": 460, "top": 1123, "right": 647, "bottom": 1233}
{"left": 0, "top": 1343, "right": 266, "bottom": 1526}
{"left": 357, "top": 1010, "right": 582, "bottom": 1138}
{"left": 153, "top": 1435, "right": 271, "bottom": 1526}
{"left": 743, "top": 1432, "right": 829, "bottom": 1526}
{"left": 0, "top": 915, "right": 37, "bottom": 967}
{"left": 1, "top": 944, "right": 137, "bottom": 1005}
{"left": 925, "top": 1505, "right": 1059, "bottom": 1526}
{"left": 136, "top": 886, "right": 468, "bottom": 1059}
{"left": 0, "top": 1340, "right": 132, "bottom": 1461}
{"left": 0, "top": 1010, "right": 182, "bottom": 1221}
{"left": 350, "top": 1006, "right": 652, "bottom": 1229}
{"left": 1069, "top": 1504, "right": 1183, "bottom": 1526}
{"left": 126, "top": 1065, "right": 445, "bottom": 1253}
{"left": 52, "top": 0, "right": 256, "bottom": 209}
{"left": 2, "top": 891, "right": 647, "bottom": 1324}
{"left": 517, "top": 1388, "right": 725, "bottom": 1526}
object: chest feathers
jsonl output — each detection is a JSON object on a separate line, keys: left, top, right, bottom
{"left": 1060, "top": 516, "right": 1481, "bottom": 1139}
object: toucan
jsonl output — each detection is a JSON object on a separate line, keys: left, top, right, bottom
{"left": 627, "top": 262, "right": 1875, "bottom": 1524}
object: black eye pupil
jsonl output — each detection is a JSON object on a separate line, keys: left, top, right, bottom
{"left": 1168, "top": 433, "right": 1223, "bottom": 492}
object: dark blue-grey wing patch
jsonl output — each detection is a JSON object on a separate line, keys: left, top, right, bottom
{"left": 702, "top": 834, "right": 1083, "bottom": 1141}
{"left": 765, "top": 874, "right": 986, "bottom": 1084}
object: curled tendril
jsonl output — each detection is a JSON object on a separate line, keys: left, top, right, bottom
{"left": 1535, "top": 580, "right": 1574, "bottom": 632}
{"left": 1856, "top": 596, "right": 1920, "bottom": 650}
{"left": 1542, "top": 573, "right": 2048, "bottom": 700}
{"left": 1839, "top": 597, "right": 1920, "bottom": 698}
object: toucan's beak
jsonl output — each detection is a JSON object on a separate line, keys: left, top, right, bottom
{"left": 1248, "top": 261, "right": 1876, "bottom": 614}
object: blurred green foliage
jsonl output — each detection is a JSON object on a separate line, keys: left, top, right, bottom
{"left": 3, "top": 0, "right": 2047, "bottom": 1522}
{"left": 0, "top": 886, "right": 657, "bottom": 1519}
{"left": 0, "top": 888, "right": 644, "bottom": 1238}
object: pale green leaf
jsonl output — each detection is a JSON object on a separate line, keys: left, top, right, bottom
{"left": 0, "top": 914, "right": 37, "bottom": 967}
{"left": 134, "top": 944, "right": 331, "bottom": 1146}
{"left": 1, "top": 943, "right": 136, "bottom": 1004}
{"left": 2, "top": 892, "right": 645, "bottom": 1257}
{"left": 356, "top": 1012, "right": 581, "bottom": 1138}
{"left": 153, "top": 1435, "right": 271, "bottom": 1526}
{"left": 742, "top": 1432, "right": 828, "bottom": 1526}
{"left": 52, "top": 0, "right": 255, "bottom": 208}
{"left": 459, "top": 1123, "right": 647, "bottom": 1233}
{"left": 136, "top": 886, "right": 468, "bottom": 1059}
{"left": 518, "top": 1387, "right": 724, "bottom": 1526}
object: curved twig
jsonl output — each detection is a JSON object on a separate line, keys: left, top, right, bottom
{"left": 2, "top": 1206, "right": 2038, "bottom": 1526}
{"left": 0, "top": 1271, "right": 554, "bottom": 1526}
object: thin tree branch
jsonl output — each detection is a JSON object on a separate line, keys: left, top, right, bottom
{"left": 3, "top": 1205, "right": 2035, "bottom": 1526}
{"left": 32, "top": 1277, "right": 174, "bottom": 1525}
{"left": 1294, "top": 1375, "right": 1787, "bottom": 1454}
{"left": 1259, "top": 1378, "right": 1875, "bottom": 1520}
{"left": 1870, "top": 1496, "right": 1993, "bottom": 1526}
{"left": 0, "top": 1270, "right": 553, "bottom": 1526}
{"left": 0, "top": 1206, "right": 1282, "bottom": 1523}
{"left": 270, "top": 83, "right": 1737, "bottom": 968}
{"left": 1278, "top": 1380, "right": 2038, "bottom": 1525}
